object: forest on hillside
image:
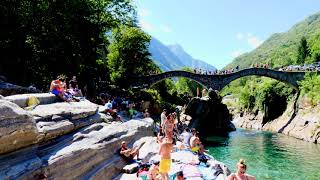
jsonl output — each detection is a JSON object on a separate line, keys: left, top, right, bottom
{"left": 222, "top": 12, "right": 320, "bottom": 111}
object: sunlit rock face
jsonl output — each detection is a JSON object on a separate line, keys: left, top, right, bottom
{"left": 0, "top": 100, "right": 39, "bottom": 155}
{"left": 233, "top": 95, "right": 320, "bottom": 144}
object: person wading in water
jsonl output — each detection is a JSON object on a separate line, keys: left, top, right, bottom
{"left": 228, "top": 159, "right": 255, "bottom": 180}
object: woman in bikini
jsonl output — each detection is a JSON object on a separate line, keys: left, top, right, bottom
{"left": 228, "top": 159, "right": 255, "bottom": 180}
{"left": 163, "top": 114, "right": 175, "bottom": 140}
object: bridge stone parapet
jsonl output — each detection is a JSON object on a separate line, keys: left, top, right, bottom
{"left": 133, "top": 68, "right": 308, "bottom": 91}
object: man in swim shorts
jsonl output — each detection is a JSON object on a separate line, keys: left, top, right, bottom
{"left": 159, "top": 137, "right": 173, "bottom": 180}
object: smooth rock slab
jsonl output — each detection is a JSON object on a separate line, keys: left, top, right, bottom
{"left": 4, "top": 93, "right": 57, "bottom": 108}
{"left": 30, "top": 100, "right": 98, "bottom": 121}
{"left": 0, "top": 100, "right": 39, "bottom": 155}
{"left": 37, "top": 120, "right": 75, "bottom": 141}
{"left": 0, "top": 146, "right": 42, "bottom": 180}
{"left": 39, "top": 118, "right": 154, "bottom": 180}
{"left": 134, "top": 136, "right": 159, "bottom": 163}
{"left": 37, "top": 113, "right": 109, "bottom": 142}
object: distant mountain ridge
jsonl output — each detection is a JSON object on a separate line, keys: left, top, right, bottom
{"left": 224, "top": 12, "right": 320, "bottom": 69}
{"left": 149, "top": 38, "right": 216, "bottom": 71}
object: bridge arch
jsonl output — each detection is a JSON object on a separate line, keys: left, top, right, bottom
{"left": 135, "top": 71, "right": 212, "bottom": 89}
{"left": 134, "top": 68, "right": 306, "bottom": 91}
{"left": 218, "top": 68, "right": 306, "bottom": 91}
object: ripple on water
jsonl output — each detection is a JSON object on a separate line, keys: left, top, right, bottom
{"left": 206, "top": 129, "right": 320, "bottom": 180}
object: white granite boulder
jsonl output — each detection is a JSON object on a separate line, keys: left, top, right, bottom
{"left": 4, "top": 93, "right": 57, "bottom": 108}
{"left": 0, "top": 100, "right": 39, "bottom": 155}
{"left": 38, "top": 119, "right": 154, "bottom": 180}
{"left": 134, "top": 136, "right": 159, "bottom": 163}
{"left": 36, "top": 113, "right": 110, "bottom": 142}
{"left": 30, "top": 100, "right": 98, "bottom": 120}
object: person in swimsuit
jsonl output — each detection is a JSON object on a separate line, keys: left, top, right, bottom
{"left": 163, "top": 114, "right": 175, "bottom": 141}
{"left": 228, "top": 159, "right": 255, "bottom": 180}
{"left": 157, "top": 126, "right": 165, "bottom": 144}
{"left": 50, "top": 75, "right": 69, "bottom": 102}
{"left": 159, "top": 137, "right": 173, "bottom": 180}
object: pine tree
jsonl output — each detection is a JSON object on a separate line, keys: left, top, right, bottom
{"left": 296, "top": 36, "right": 310, "bottom": 64}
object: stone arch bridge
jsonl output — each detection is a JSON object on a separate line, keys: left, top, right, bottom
{"left": 133, "top": 68, "right": 307, "bottom": 91}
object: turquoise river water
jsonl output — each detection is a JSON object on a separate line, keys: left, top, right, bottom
{"left": 207, "top": 129, "right": 320, "bottom": 180}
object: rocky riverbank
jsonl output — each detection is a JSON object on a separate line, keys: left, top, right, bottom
{"left": 0, "top": 92, "right": 232, "bottom": 179}
{"left": 0, "top": 93, "right": 155, "bottom": 179}
{"left": 230, "top": 94, "right": 320, "bottom": 144}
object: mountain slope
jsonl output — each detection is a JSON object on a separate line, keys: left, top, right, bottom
{"left": 225, "top": 12, "right": 320, "bottom": 69}
{"left": 149, "top": 38, "right": 216, "bottom": 71}
{"left": 149, "top": 38, "right": 185, "bottom": 71}
{"left": 168, "top": 44, "right": 217, "bottom": 71}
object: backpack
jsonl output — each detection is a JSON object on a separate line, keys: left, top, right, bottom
{"left": 25, "top": 96, "right": 40, "bottom": 110}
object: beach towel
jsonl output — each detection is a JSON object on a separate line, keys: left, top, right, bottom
{"left": 183, "top": 164, "right": 203, "bottom": 178}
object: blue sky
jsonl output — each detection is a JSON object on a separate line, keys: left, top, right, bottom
{"left": 134, "top": 0, "right": 320, "bottom": 69}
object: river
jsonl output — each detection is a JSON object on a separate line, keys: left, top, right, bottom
{"left": 206, "top": 129, "right": 320, "bottom": 180}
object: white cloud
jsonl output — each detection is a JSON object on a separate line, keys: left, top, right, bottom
{"left": 139, "top": 20, "right": 154, "bottom": 31}
{"left": 247, "top": 36, "right": 263, "bottom": 48}
{"left": 160, "top": 25, "right": 172, "bottom": 33}
{"left": 231, "top": 50, "right": 244, "bottom": 58}
{"left": 236, "top": 33, "right": 244, "bottom": 40}
{"left": 138, "top": 9, "right": 151, "bottom": 17}
{"left": 235, "top": 32, "right": 264, "bottom": 49}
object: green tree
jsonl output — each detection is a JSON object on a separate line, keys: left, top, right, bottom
{"left": 296, "top": 36, "right": 310, "bottom": 64}
{"left": 0, "top": 0, "right": 136, "bottom": 97}
{"left": 175, "top": 67, "right": 203, "bottom": 96}
{"left": 107, "top": 25, "right": 157, "bottom": 88}
{"left": 299, "top": 73, "right": 320, "bottom": 106}
{"left": 308, "top": 32, "right": 320, "bottom": 63}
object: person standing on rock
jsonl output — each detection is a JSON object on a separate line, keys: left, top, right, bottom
{"left": 228, "top": 159, "right": 255, "bottom": 180}
{"left": 159, "top": 137, "right": 173, "bottom": 180}
{"left": 163, "top": 114, "right": 175, "bottom": 141}
{"left": 160, "top": 109, "right": 167, "bottom": 128}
